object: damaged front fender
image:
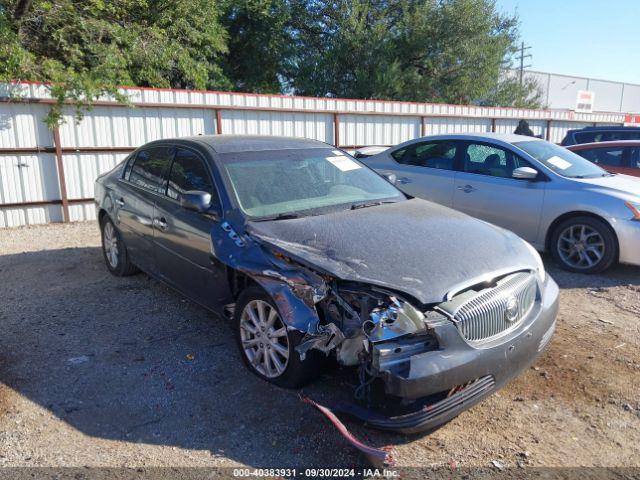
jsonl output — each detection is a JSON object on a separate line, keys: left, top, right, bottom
{"left": 212, "top": 219, "right": 329, "bottom": 336}
{"left": 212, "top": 219, "right": 439, "bottom": 367}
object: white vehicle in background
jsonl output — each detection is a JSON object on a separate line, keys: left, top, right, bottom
{"left": 362, "top": 133, "right": 640, "bottom": 274}
{"left": 352, "top": 146, "right": 389, "bottom": 159}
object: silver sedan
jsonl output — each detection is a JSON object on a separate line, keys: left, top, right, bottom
{"left": 362, "top": 133, "right": 640, "bottom": 273}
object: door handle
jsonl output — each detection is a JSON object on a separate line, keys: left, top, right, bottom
{"left": 155, "top": 217, "right": 169, "bottom": 231}
{"left": 457, "top": 185, "right": 477, "bottom": 193}
{"left": 115, "top": 197, "right": 125, "bottom": 207}
{"left": 397, "top": 176, "right": 412, "bottom": 184}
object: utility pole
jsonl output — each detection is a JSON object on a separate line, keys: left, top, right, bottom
{"left": 516, "top": 41, "right": 532, "bottom": 87}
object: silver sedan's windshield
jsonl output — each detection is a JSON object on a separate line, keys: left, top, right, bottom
{"left": 220, "top": 148, "right": 403, "bottom": 218}
{"left": 515, "top": 141, "right": 609, "bottom": 178}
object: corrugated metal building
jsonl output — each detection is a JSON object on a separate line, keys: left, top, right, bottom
{"left": 524, "top": 70, "right": 640, "bottom": 113}
{"left": 0, "top": 81, "right": 627, "bottom": 228}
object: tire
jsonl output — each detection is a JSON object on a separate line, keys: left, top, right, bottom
{"left": 550, "top": 216, "right": 617, "bottom": 274}
{"left": 100, "top": 215, "right": 139, "bottom": 276}
{"left": 235, "top": 286, "right": 323, "bottom": 388}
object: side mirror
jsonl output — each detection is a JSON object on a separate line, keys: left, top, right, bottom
{"left": 512, "top": 166, "right": 539, "bottom": 180}
{"left": 179, "top": 190, "right": 212, "bottom": 213}
{"left": 381, "top": 172, "right": 397, "bottom": 184}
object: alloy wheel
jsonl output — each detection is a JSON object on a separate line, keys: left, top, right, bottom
{"left": 103, "top": 222, "right": 119, "bottom": 268}
{"left": 239, "top": 300, "right": 289, "bottom": 378}
{"left": 557, "top": 224, "right": 605, "bottom": 270}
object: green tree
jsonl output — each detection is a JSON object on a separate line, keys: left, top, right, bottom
{"left": 286, "top": 0, "right": 541, "bottom": 107}
{"left": 0, "top": 0, "right": 230, "bottom": 127}
{"left": 220, "top": 0, "right": 292, "bottom": 93}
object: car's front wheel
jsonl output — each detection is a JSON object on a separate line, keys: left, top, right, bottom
{"left": 235, "top": 286, "right": 322, "bottom": 388}
{"left": 100, "top": 215, "right": 139, "bottom": 276}
{"left": 550, "top": 216, "right": 617, "bottom": 273}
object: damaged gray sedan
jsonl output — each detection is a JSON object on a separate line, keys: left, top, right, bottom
{"left": 95, "top": 135, "right": 559, "bottom": 434}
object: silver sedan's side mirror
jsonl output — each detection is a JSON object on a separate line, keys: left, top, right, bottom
{"left": 512, "top": 166, "right": 539, "bottom": 180}
{"left": 180, "top": 190, "right": 212, "bottom": 213}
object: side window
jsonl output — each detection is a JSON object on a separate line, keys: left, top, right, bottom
{"left": 167, "top": 148, "right": 216, "bottom": 202}
{"left": 576, "top": 147, "right": 624, "bottom": 167}
{"left": 123, "top": 154, "right": 135, "bottom": 180}
{"left": 128, "top": 147, "right": 173, "bottom": 192}
{"left": 575, "top": 132, "right": 598, "bottom": 143}
{"left": 630, "top": 147, "right": 640, "bottom": 168}
{"left": 612, "top": 131, "right": 640, "bottom": 141}
{"left": 391, "top": 147, "right": 407, "bottom": 162}
{"left": 463, "top": 143, "right": 529, "bottom": 178}
{"left": 391, "top": 141, "right": 457, "bottom": 170}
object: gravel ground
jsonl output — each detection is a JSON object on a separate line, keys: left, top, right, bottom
{"left": 0, "top": 222, "right": 639, "bottom": 471}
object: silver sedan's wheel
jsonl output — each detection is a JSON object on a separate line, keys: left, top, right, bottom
{"left": 557, "top": 224, "right": 605, "bottom": 270}
{"left": 102, "top": 221, "right": 119, "bottom": 268}
{"left": 239, "top": 300, "right": 289, "bottom": 378}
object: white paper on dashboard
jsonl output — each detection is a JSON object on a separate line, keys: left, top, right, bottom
{"left": 547, "top": 155, "right": 572, "bottom": 170}
{"left": 326, "top": 156, "right": 361, "bottom": 171}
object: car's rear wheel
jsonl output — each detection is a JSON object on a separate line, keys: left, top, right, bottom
{"left": 235, "top": 286, "right": 322, "bottom": 388}
{"left": 100, "top": 215, "right": 138, "bottom": 276}
{"left": 550, "top": 216, "right": 617, "bottom": 273}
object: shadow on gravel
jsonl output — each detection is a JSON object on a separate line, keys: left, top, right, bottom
{"left": 542, "top": 255, "right": 640, "bottom": 290}
{"left": 0, "top": 246, "right": 406, "bottom": 467}
{"left": 7, "top": 247, "right": 634, "bottom": 467}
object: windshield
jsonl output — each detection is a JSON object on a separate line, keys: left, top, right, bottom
{"left": 220, "top": 148, "right": 404, "bottom": 218}
{"left": 515, "top": 141, "right": 609, "bottom": 178}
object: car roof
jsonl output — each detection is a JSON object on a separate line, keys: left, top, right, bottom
{"left": 567, "top": 140, "right": 640, "bottom": 149}
{"left": 569, "top": 126, "right": 640, "bottom": 132}
{"left": 402, "top": 132, "right": 544, "bottom": 145}
{"left": 179, "top": 135, "right": 329, "bottom": 154}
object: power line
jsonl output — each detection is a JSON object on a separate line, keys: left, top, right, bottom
{"left": 515, "top": 41, "right": 532, "bottom": 87}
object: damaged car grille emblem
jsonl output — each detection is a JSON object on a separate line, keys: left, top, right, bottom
{"left": 504, "top": 296, "right": 519, "bottom": 323}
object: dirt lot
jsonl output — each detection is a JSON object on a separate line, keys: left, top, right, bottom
{"left": 0, "top": 222, "right": 639, "bottom": 470}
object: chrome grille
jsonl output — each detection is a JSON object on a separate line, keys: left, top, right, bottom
{"left": 451, "top": 271, "right": 537, "bottom": 343}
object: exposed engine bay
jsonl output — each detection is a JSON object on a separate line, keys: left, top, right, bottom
{"left": 213, "top": 214, "right": 556, "bottom": 446}
{"left": 218, "top": 224, "right": 449, "bottom": 405}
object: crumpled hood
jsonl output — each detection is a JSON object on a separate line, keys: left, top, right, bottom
{"left": 246, "top": 198, "right": 537, "bottom": 305}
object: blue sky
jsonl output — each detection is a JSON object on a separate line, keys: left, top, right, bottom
{"left": 495, "top": 0, "right": 640, "bottom": 84}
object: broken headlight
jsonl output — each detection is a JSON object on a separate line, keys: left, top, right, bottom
{"left": 364, "top": 296, "right": 427, "bottom": 343}
{"left": 523, "top": 240, "right": 546, "bottom": 284}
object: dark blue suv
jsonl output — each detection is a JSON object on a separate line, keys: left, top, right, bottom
{"left": 561, "top": 126, "right": 640, "bottom": 146}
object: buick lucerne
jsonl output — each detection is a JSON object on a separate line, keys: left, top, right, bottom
{"left": 95, "top": 135, "right": 559, "bottom": 433}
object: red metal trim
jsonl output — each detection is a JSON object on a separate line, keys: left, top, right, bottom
{"left": 62, "top": 146, "right": 135, "bottom": 153}
{"left": 0, "top": 147, "right": 54, "bottom": 154}
{"left": 9, "top": 79, "right": 627, "bottom": 117}
{"left": 216, "top": 109, "right": 223, "bottom": 134}
{"left": 0, "top": 146, "right": 135, "bottom": 155}
{"left": 0, "top": 197, "right": 93, "bottom": 209}
{"left": 0, "top": 94, "right": 622, "bottom": 124}
{"left": 52, "top": 128, "right": 70, "bottom": 223}
{"left": 333, "top": 113, "right": 340, "bottom": 146}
